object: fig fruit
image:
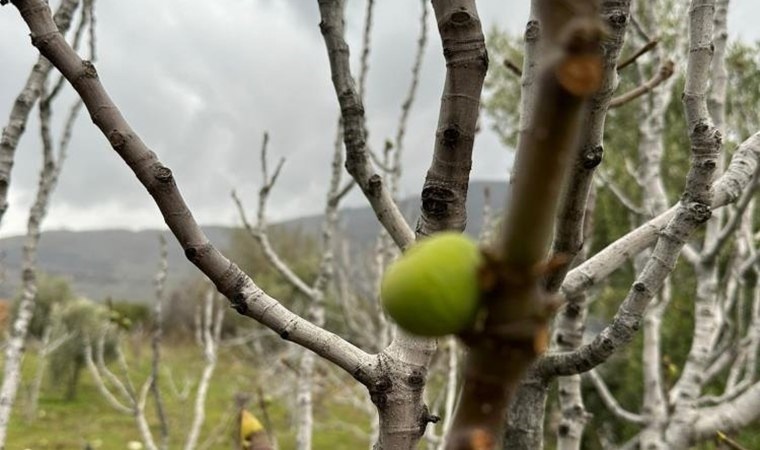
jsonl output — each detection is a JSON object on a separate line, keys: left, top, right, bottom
{"left": 381, "top": 232, "right": 482, "bottom": 336}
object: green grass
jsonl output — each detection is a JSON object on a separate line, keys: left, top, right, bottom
{"left": 5, "top": 338, "right": 373, "bottom": 450}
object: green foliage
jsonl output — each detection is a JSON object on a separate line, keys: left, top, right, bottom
{"left": 47, "top": 298, "right": 115, "bottom": 400}
{"left": 227, "top": 226, "right": 320, "bottom": 301}
{"left": 725, "top": 41, "right": 760, "bottom": 142}
{"left": 482, "top": 26, "right": 523, "bottom": 149}
{"left": 12, "top": 274, "right": 75, "bottom": 339}
{"left": 105, "top": 298, "right": 152, "bottom": 331}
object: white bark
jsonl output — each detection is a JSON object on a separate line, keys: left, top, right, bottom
{"left": 586, "top": 370, "right": 645, "bottom": 425}
{"left": 0, "top": 0, "right": 80, "bottom": 223}
{"left": 0, "top": 76, "right": 82, "bottom": 450}
{"left": 151, "top": 236, "right": 170, "bottom": 450}
{"left": 25, "top": 325, "right": 70, "bottom": 421}
{"left": 184, "top": 289, "right": 224, "bottom": 450}
{"left": 562, "top": 129, "right": 760, "bottom": 299}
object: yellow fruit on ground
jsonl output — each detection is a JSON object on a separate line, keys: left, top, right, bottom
{"left": 381, "top": 232, "right": 482, "bottom": 336}
{"left": 240, "top": 409, "right": 264, "bottom": 445}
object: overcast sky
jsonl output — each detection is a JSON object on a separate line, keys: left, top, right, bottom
{"left": 0, "top": 1, "right": 758, "bottom": 238}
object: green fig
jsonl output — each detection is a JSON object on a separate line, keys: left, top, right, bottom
{"left": 381, "top": 232, "right": 482, "bottom": 336}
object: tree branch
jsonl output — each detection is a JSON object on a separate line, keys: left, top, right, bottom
{"left": 417, "top": 0, "right": 487, "bottom": 236}
{"left": 9, "top": 0, "right": 377, "bottom": 385}
{"left": 701, "top": 171, "right": 759, "bottom": 262}
{"left": 616, "top": 38, "right": 659, "bottom": 71}
{"left": 540, "top": 0, "right": 723, "bottom": 380}
{"left": 151, "top": 235, "right": 169, "bottom": 450}
{"left": 608, "top": 60, "right": 675, "bottom": 108}
{"left": 316, "top": 0, "right": 415, "bottom": 250}
{"left": 231, "top": 133, "right": 315, "bottom": 299}
{"left": 561, "top": 131, "right": 760, "bottom": 298}
{"left": 447, "top": 1, "right": 605, "bottom": 447}
{"left": 0, "top": 0, "right": 80, "bottom": 224}
{"left": 586, "top": 370, "right": 646, "bottom": 425}
{"left": 391, "top": 0, "right": 428, "bottom": 196}
{"left": 545, "top": 0, "right": 633, "bottom": 292}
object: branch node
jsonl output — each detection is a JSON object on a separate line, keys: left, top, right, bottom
{"left": 108, "top": 130, "right": 126, "bottom": 150}
{"left": 582, "top": 145, "right": 603, "bottom": 169}
{"left": 81, "top": 60, "right": 98, "bottom": 78}
{"left": 152, "top": 164, "right": 173, "bottom": 183}
{"left": 525, "top": 20, "right": 540, "bottom": 41}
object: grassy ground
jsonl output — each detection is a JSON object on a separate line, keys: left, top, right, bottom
{"left": 5, "top": 337, "right": 372, "bottom": 450}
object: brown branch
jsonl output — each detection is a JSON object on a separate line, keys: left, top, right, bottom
{"left": 544, "top": 0, "right": 633, "bottom": 293}
{"left": 616, "top": 38, "right": 659, "bottom": 70}
{"left": 503, "top": 58, "right": 522, "bottom": 77}
{"left": 609, "top": 60, "right": 675, "bottom": 108}
{"left": 446, "top": 1, "right": 605, "bottom": 447}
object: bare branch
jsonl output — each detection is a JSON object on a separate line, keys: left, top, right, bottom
{"left": 184, "top": 289, "right": 224, "bottom": 450}
{"left": 502, "top": 58, "right": 522, "bottom": 77}
{"left": 541, "top": 0, "right": 723, "bottom": 379}
{"left": 595, "top": 169, "right": 645, "bottom": 216}
{"left": 83, "top": 340, "right": 132, "bottom": 414}
{"left": 417, "top": 0, "right": 487, "bottom": 235}
{"left": 544, "top": 0, "right": 633, "bottom": 292}
{"left": 9, "top": 0, "right": 376, "bottom": 384}
{"left": 609, "top": 60, "right": 675, "bottom": 108}
{"left": 701, "top": 172, "right": 759, "bottom": 262}
{"left": 231, "top": 134, "right": 315, "bottom": 299}
{"left": 135, "top": 377, "right": 160, "bottom": 450}
{"left": 333, "top": 179, "right": 356, "bottom": 203}
{"left": 357, "top": 0, "right": 375, "bottom": 100}
{"left": 0, "top": 0, "right": 80, "bottom": 224}
{"left": 392, "top": 0, "right": 428, "bottom": 195}
{"left": 0, "top": 31, "right": 85, "bottom": 440}
{"left": 151, "top": 235, "right": 170, "bottom": 450}
{"left": 616, "top": 38, "right": 660, "bottom": 70}
{"left": 449, "top": 1, "right": 606, "bottom": 447}
{"left": 586, "top": 370, "right": 646, "bottom": 425}
{"left": 317, "top": 0, "right": 415, "bottom": 249}
{"left": 562, "top": 131, "right": 760, "bottom": 298}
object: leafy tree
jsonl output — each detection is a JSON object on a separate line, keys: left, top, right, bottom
{"left": 48, "top": 298, "right": 115, "bottom": 400}
{"left": 11, "top": 274, "right": 75, "bottom": 339}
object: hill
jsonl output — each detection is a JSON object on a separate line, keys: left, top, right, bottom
{"left": 0, "top": 181, "right": 508, "bottom": 301}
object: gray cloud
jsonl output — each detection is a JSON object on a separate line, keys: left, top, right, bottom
{"left": 0, "top": 0, "right": 758, "bottom": 238}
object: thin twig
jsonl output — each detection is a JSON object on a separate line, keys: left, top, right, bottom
{"left": 503, "top": 58, "right": 522, "bottom": 77}
{"left": 392, "top": 0, "right": 428, "bottom": 194}
{"left": 357, "top": 0, "right": 375, "bottom": 100}
{"left": 595, "top": 169, "right": 646, "bottom": 216}
{"left": 586, "top": 370, "right": 646, "bottom": 424}
{"left": 716, "top": 431, "right": 750, "bottom": 450}
{"left": 617, "top": 38, "right": 660, "bottom": 70}
{"left": 151, "top": 234, "right": 170, "bottom": 450}
{"left": 609, "top": 60, "right": 675, "bottom": 108}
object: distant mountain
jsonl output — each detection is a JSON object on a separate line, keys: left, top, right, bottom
{"left": 0, "top": 181, "right": 508, "bottom": 301}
